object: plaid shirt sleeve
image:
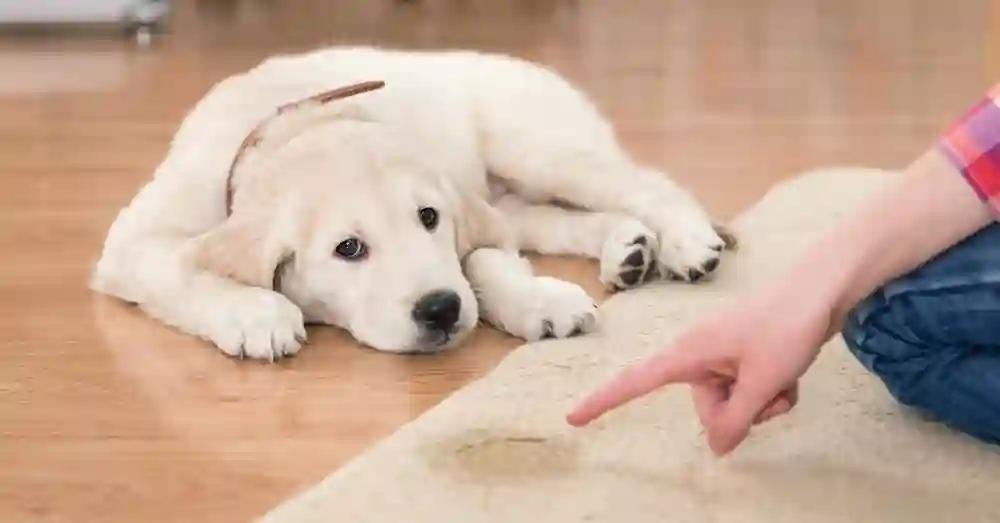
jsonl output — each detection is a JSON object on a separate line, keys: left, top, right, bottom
{"left": 937, "top": 83, "right": 1000, "bottom": 213}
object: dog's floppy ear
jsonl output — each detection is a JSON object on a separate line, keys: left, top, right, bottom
{"left": 184, "top": 212, "right": 293, "bottom": 290}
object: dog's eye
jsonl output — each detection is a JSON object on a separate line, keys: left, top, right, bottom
{"left": 334, "top": 237, "right": 367, "bottom": 261}
{"left": 418, "top": 206, "right": 439, "bottom": 231}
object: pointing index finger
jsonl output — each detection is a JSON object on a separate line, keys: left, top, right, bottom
{"left": 565, "top": 344, "right": 705, "bottom": 426}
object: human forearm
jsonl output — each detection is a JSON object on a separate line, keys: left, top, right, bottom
{"left": 776, "top": 148, "right": 994, "bottom": 334}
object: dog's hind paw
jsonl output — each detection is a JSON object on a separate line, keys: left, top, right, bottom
{"left": 600, "top": 219, "right": 658, "bottom": 292}
{"left": 655, "top": 210, "right": 730, "bottom": 284}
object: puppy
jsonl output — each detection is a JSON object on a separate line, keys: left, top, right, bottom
{"left": 91, "top": 46, "right": 735, "bottom": 360}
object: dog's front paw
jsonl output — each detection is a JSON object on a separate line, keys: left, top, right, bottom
{"left": 207, "top": 288, "right": 307, "bottom": 361}
{"left": 656, "top": 211, "right": 732, "bottom": 283}
{"left": 600, "top": 219, "right": 658, "bottom": 292}
{"left": 509, "top": 277, "right": 597, "bottom": 341}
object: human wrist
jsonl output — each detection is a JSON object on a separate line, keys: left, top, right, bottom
{"left": 766, "top": 244, "right": 864, "bottom": 339}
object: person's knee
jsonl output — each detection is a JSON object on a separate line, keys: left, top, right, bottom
{"left": 841, "top": 295, "right": 933, "bottom": 407}
{"left": 844, "top": 297, "right": 1000, "bottom": 444}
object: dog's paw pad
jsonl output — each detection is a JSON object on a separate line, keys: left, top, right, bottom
{"left": 601, "top": 220, "right": 658, "bottom": 292}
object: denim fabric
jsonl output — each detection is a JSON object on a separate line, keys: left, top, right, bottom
{"left": 842, "top": 222, "right": 1000, "bottom": 444}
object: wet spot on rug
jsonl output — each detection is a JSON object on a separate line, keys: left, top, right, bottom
{"left": 420, "top": 428, "right": 580, "bottom": 485}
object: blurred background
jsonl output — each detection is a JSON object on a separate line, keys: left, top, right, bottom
{"left": 2, "top": 1, "right": 999, "bottom": 522}
{"left": 4, "top": 0, "right": 997, "bottom": 213}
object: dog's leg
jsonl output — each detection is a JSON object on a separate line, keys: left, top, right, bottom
{"left": 491, "top": 149, "right": 730, "bottom": 283}
{"left": 91, "top": 235, "right": 306, "bottom": 361}
{"left": 463, "top": 247, "right": 598, "bottom": 341}
{"left": 496, "top": 195, "right": 658, "bottom": 291}
{"left": 472, "top": 61, "right": 735, "bottom": 282}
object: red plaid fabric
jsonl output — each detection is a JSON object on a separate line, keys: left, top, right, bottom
{"left": 938, "top": 83, "right": 1000, "bottom": 211}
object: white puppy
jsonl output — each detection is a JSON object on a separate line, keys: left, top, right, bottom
{"left": 91, "top": 46, "right": 735, "bottom": 360}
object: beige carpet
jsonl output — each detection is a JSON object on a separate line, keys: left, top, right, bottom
{"left": 257, "top": 167, "right": 1000, "bottom": 523}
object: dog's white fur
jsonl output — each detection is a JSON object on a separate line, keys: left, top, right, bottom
{"left": 91, "top": 46, "right": 731, "bottom": 360}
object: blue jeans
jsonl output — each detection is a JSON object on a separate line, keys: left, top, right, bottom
{"left": 842, "top": 222, "right": 1000, "bottom": 444}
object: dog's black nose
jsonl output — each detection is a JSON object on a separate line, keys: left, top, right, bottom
{"left": 412, "top": 290, "right": 461, "bottom": 332}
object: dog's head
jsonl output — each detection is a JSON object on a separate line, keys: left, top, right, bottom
{"left": 184, "top": 82, "right": 507, "bottom": 353}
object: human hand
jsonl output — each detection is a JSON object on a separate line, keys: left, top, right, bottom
{"left": 566, "top": 285, "right": 836, "bottom": 455}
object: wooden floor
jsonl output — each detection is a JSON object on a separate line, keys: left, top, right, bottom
{"left": 2, "top": 1, "right": 999, "bottom": 521}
